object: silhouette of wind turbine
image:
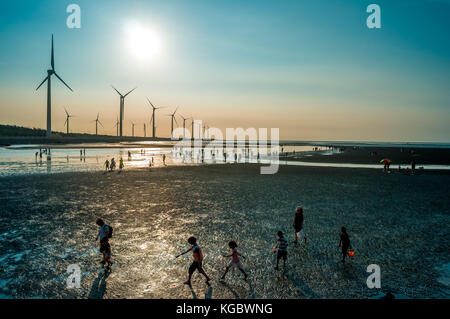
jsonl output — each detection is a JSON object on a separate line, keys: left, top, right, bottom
{"left": 144, "top": 123, "right": 146, "bottom": 137}
{"left": 114, "top": 116, "right": 119, "bottom": 136}
{"left": 111, "top": 86, "right": 136, "bottom": 137}
{"left": 63, "top": 107, "right": 73, "bottom": 135}
{"left": 131, "top": 121, "right": 135, "bottom": 137}
{"left": 166, "top": 107, "right": 179, "bottom": 138}
{"left": 36, "top": 35, "right": 73, "bottom": 137}
{"left": 179, "top": 115, "right": 192, "bottom": 139}
{"left": 92, "top": 113, "right": 103, "bottom": 136}
{"left": 146, "top": 98, "right": 166, "bottom": 138}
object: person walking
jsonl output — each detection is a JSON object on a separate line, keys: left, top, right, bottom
{"left": 273, "top": 231, "right": 288, "bottom": 270}
{"left": 176, "top": 236, "right": 211, "bottom": 286}
{"left": 220, "top": 241, "right": 248, "bottom": 281}
{"left": 339, "top": 227, "right": 351, "bottom": 263}
{"left": 293, "top": 206, "right": 307, "bottom": 244}
{"left": 95, "top": 218, "right": 113, "bottom": 269}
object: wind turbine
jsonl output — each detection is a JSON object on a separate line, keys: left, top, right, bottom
{"left": 131, "top": 121, "right": 135, "bottom": 137}
{"left": 146, "top": 98, "right": 166, "bottom": 138}
{"left": 114, "top": 117, "right": 119, "bottom": 136}
{"left": 63, "top": 107, "right": 73, "bottom": 135}
{"left": 179, "top": 115, "right": 192, "bottom": 139}
{"left": 166, "top": 107, "right": 179, "bottom": 138}
{"left": 203, "top": 122, "right": 208, "bottom": 140}
{"left": 111, "top": 86, "right": 136, "bottom": 137}
{"left": 92, "top": 113, "right": 103, "bottom": 136}
{"left": 36, "top": 35, "right": 73, "bottom": 137}
{"left": 143, "top": 123, "right": 146, "bottom": 137}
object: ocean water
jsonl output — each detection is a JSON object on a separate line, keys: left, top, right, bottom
{"left": 0, "top": 144, "right": 327, "bottom": 177}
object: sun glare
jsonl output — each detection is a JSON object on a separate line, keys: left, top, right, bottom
{"left": 125, "top": 22, "right": 161, "bottom": 61}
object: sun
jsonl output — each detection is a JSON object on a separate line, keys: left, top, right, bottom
{"left": 125, "top": 22, "right": 161, "bottom": 61}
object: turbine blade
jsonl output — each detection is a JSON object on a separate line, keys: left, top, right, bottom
{"left": 64, "top": 107, "right": 69, "bottom": 116}
{"left": 150, "top": 113, "right": 154, "bottom": 124}
{"left": 51, "top": 34, "right": 54, "bottom": 70}
{"left": 64, "top": 118, "right": 67, "bottom": 126}
{"left": 146, "top": 97, "right": 155, "bottom": 109}
{"left": 124, "top": 87, "right": 137, "bottom": 97}
{"left": 174, "top": 116, "right": 178, "bottom": 125}
{"left": 36, "top": 75, "right": 49, "bottom": 90}
{"left": 99, "top": 121, "right": 103, "bottom": 127}
{"left": 111, "top": 85, "right": 123, "bottom": 96}
{"left": 54, "top": 72, "right": 73, "bottom": 91}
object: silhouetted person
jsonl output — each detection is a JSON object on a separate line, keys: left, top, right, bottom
{"left": 95, "top": 218, "right": 112, "bottom": 269}
{"left": 220, "top": 241, "right": 247, "bottom": 281}
{"left": 293, "top": 206, "right": 307, "bottom": 244}
{"left": 176, "top": 236, "right": 211, "bottom": 286}
{"left": 273, "top": 231, "right": 288, "bottom": 270}
{"left": 339, "top": 227, "right": 351, "bottom": 263}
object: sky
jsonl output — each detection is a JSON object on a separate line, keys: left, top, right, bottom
{"left": 0, "top": 0, "right": 449, "bottom": 142}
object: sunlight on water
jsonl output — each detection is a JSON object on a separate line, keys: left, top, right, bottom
{"left": 1, "top": 144, "right": 449, "bottom": 177}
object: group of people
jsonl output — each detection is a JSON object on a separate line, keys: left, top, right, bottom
{"left": 94, "top": 206, "right": 352, "bottom": 286}
{"left": 104, "top": 157, "right": 124, "bottom": 172}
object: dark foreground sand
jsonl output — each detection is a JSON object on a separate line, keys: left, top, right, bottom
{"left": 0, "top": 164, "right": 449, "bottom": 299}
{"left": 286, "top": 146, "right": 450, "bottom": 165}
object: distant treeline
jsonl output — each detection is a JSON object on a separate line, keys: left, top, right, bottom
{"left": 0, "top": 124, "right": 99, "bottom": 137}
{"left": 0, "top": 124, "right": 49, "bottom": 137}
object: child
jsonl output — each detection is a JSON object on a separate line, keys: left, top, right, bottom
{"left": 95, "top": 218, "right": 112, "bottom": 268}
{"left": 119, "top": 157, "right": 124, "bottom": 170}
{"left": 104, "top": 159, "right": 110, "bottom": 171}
{"left": 339, "top": 227, "right": 351, "bottom": 263}
{"left": 220, "top": 241, "right": 248, "bottom": 281}
{"left": 176, "top": 236, "right": 211, "bottom": 285}
{"left": 272, "top": 231, "right": 288, "bottom": 270}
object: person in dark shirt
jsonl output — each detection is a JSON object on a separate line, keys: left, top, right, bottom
{"left": 293, "top": 206, "right": 307, "bottom": 244}
{"left": 273, "top": 231, "right": 288, "bottom": 270}
{"left": 176, "top": 236, "right": 211, "bottom": 285}
{"left": 95, "top": 218, "right": 112, "bottom": 268}
{"left": 339, "top": 227, "right": 351, "bottom": 263}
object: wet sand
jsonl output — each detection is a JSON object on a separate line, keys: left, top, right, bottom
{"left": 285, "top": 146, "right": 450, "bottom": 165}
{"left": 0, "top": 164, "right": 449, "bottom": 299}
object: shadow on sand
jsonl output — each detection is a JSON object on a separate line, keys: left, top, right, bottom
{"left": 88, "top": 269, "right": 111, "bottom": 299}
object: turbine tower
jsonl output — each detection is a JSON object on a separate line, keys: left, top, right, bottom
{"left": 131, "top": 122, "right": 135, "bottom": 137}
{"left": 166, "top": 107, "right": 178, "bottom": 138}
{"left": 114, "top": 117, "right": 119, "bottom": 136}
{"left": 93, "top": 113, "right": 103, "bottom": 136}
{"left": 144, "top": 123, "right": 146, "bottom": 137}
{"left": 111, "top": 86, "right": 136, "bottom": 137}
{"left": 180, "top": 115, "right": 192, "bottom": 140}
{"left": 36, "top": 35, "right": 73, "bottom": 137}
{"left": 63, "top": 107, "right": 73, "bottom": 135}
{"left": 146, "top": 98, "right": 166, "bottom": 138}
